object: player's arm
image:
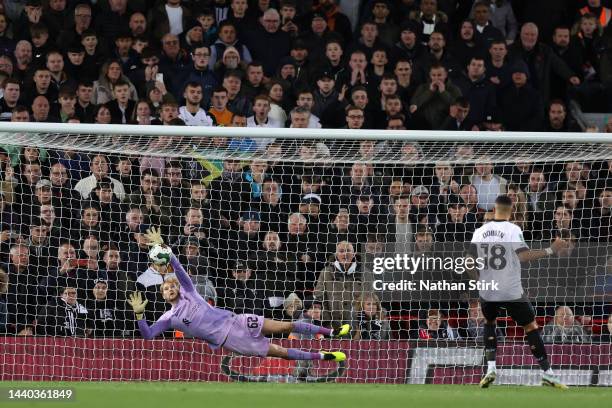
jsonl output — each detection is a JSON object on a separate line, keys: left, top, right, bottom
{"left": 516, "top": 238, "right": 569, "bottom": 263}
{"left": 465, "top": 243, "right": 480, "bottom": 280}
{"left": 144, "top": 226, "right": 195, "bottom": 292}
{"left": 127, "top": 291, "right": 171, "bottom": 340}
{"left": 169, "top": 253, "right": 195, "bottom": 293}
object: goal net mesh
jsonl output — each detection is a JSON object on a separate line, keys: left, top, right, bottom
{"left": 0, "top": 130, "right": 610, "bottom": 385}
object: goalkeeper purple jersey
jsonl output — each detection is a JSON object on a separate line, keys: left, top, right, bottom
{"left": 137, "top": 256, "right": 235, "bottom": 348}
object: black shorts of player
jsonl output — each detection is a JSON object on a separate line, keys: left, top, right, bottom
{"left": 480, "top": 296, "right": 536, "bottom": 327}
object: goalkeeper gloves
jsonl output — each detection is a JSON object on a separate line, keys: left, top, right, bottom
{"left": 127, "top": 291, "right": 148, "bottom": 320}
{"left": 144, "top": 226, "right": 164, "bottom": 246}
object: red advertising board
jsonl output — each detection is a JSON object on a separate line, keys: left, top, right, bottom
{"left": 1, "top": 337, "right": 610, "bottom": 385}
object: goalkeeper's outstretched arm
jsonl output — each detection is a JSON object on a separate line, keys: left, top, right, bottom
{"left": 127, "top": 291, "right": 171, "bottom": 340}
{"left": 137, "top": 315, "right": 171, "bottom": 340}
{"left": 144, "top": 226, "right": 195, "bottom": 293}
{"left": 169, "top": 254, "right": 195, "bottom": 294}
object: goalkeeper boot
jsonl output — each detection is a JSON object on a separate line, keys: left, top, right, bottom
{"left": 479, "top": 371, "right": 496, "bottom": 388}
{"left": 331, "top": 324, "right": 351, "bottom": 338}
{"left": 542, "top": 373, "right": 569, "bottom": 390}
{"left": 321, "top": 351, "right": 346, "bottom": 362}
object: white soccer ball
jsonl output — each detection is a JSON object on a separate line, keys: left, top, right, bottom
{"left": 149, "top": 244, "right": 172, "bottom": 265}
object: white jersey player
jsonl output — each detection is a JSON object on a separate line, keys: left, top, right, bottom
{"left": 468, "top": 194, "right": 570, "bottom": 389}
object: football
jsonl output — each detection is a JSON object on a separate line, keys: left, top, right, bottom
{"left": 148, "top": 244, "right": 172, "bottom": 265}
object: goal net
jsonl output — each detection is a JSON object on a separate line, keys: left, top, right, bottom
{"left": 0, "top": 124, "right": 610, "bottom": 385}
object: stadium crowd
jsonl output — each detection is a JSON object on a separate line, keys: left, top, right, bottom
{"left": 0, "top": 0, "right": 611, "bottom": 341}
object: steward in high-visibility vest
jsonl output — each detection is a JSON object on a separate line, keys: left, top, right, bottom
{"left": 580, "top": 4, "right": 612, "bottom": 27}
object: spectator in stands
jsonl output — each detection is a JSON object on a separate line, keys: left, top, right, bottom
{"left": 206, "top": 87, "right": 231, "bottom": 125}
{"left": 471, "top": 0, "right": 517, "bottom": 44}
{"left": 182, "top": 44, "right": 217, "bottom": 108}
{"left": 543, "top": 306, "right": 590, "bottom": 343}
{"left": 409, "top": 0, "right": 449, "bottom": 46}
{"left": 386, "top": 195, "right": 412, "bottom": 253}
{"left": 459, "top": 183, "right": 485, "bottom": 222}
{"left": 499, "top": 60, "right": 544, "bottom": 131}
{"left": 471, "top": 1, "right": 505, "bottom": 51}
{"left": 327, "top": 208, "right": 359, "bottom": 258}
{"left": 4, "top": 244, "right": 37, "bottom": 335}
{"left": 37, "top": 283, "right": 91, "bottom": 336}
{"left": 440, "top": 96, "right": 472, "bottom": 131}
{"left": 313, "top": 0, "right": 352, "bottom": 45}
{"left": 244, "top": 8, "right": 290, "bottom": 77}
{"left": 543, "top": 100, "right": 581, "bottom": 132}
{"left": 86, "top": 278, "right": 121, "bottom": 337}
{"left": 314, "top": 240, "right": 362, "bottom": 326}
{"left": 101, "top": 244, "right": 135, "bottom": 300}
{"left": 112, "top": 157, "right": 138, "bottom": 196}
{"left": 74, "top": 154, "right": 126, "bottom": 201}
{"left": 337, "top": 49, "right": 371, "bottom": 91}
{"left": 247, "top": 95, "right": 283, "bottom": 145}
{"left": 127, "top": 169, "right": 176, "bottom": 234}
{"left": 506, "top": 183, "right": 529, "bottom": 230}
{"left": 106, "top": 80, "right": 135, "bottom": 124}
{"left": 392, "top": 21, "right": 424, "bottom": 65}
{"left": 0, "top": 78, "right": 20, "bottom": 121}
{"left": 149, "top": 0, "right": 193, "bottom": 43}
{"left": 509, "top": 22, "right": 580, "bottom": 105}
{"left": 587, "top": 189, "right": 612, "bottom": 241}
{"left": 456, "top": 56, "right": 497, "bottom": 128}
{"left": 209, "top": 20, "right": 252, "bottom": 70}
{"left": 550, "top": 26, "right": 584, "bottom": 102}
{"left": 470, "top": 156, "right": 508, "bottom": 212}
{"left": 128, "top": 12, "right": 149, "bottom": 41}
{"left": 409, "top": 185, "right": 439, "bottom": 226}
{"left": 451, "top": 19, "right": 479, "bottom": 72}
{"left": 31, "top": 95, "right": 54, "bottom": 123}
{"left": 94, "top": 0, "right": 133, "bottom": 45}
{"left": 223, "top": 70, "right": 252, "bottom": 116}
{"left": 411, "top": 64, "right": 462, "bottom": 130}
{"left": 485, "top": 40, "right": 512, "bottom": 90}
{"left": 419, "top": 309, "right": 459, "bottom": 339}
{"left": 222, "top": 260, "right": 264, "bottom": 316}
{"left": 435, "top": 194, "right": 477, "bottom": 241}
{"left": 353, "top": 292, "right": 390, "bottom": 340}
{"left": 525, "top": 168, "right": 558, "bottom": 240}
{"left": 461, "top": 299, "right": 504, "bottom": 340}
{"left": 157, "top": 101, "right": 180, "bottom": 125}
{"left": 92, "top": 60, "right": 138, "bottom": 105}
{"left": 73, "top": 82, "right": 96, "bottom": 124}
{"left": 179, "top": 82, "right": 214, "bottom": 126}
{"left": 214, "top": 45, "right": 247, "bottom": 80}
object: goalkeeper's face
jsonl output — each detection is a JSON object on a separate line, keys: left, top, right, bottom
{"left": 161, "top": 281, "right": 179, "bottom": 302}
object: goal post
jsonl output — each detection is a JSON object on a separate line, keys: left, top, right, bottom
{"left": 0, "top": 123, "right": 611, "bottom": 385}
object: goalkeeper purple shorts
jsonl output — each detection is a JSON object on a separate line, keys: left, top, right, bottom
{"left": 222, "top": 314, "right": 269, "bottom": 358}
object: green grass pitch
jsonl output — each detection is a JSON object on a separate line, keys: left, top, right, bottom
{"left": 1, "top": 382, "right": 611, "bottom": 408}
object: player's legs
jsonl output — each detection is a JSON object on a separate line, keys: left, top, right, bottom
{"left": 479, "top": 301, "right": 499, "bottom": 388}
{"left": 513, "top": 303, "right": 568, "bottom": 389}
{"left": 266, "top": 343, "right": 346, "bottom": 362}
{"left": 262, "top": 318, "right": 349, "bottom": 338}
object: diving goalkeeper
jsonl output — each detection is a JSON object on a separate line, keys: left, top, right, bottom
{"left": 127, "top": 227, "right": 349, "bottom": 362}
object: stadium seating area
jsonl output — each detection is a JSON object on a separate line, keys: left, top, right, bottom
{"left": 0, "top": 0, "right": 611, "bottom": 343}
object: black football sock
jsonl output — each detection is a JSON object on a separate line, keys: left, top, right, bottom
{"left": 484, "top": 323, "right": 497, "bottom": 363}
{"left": 526, "top": 329, "right": 551, "bottom": 371}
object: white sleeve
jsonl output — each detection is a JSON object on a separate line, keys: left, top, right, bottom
{"left": 513, "top": 227, "right": 529, "bottom": 253}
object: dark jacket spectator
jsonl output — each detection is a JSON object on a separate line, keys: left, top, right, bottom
{"left": 36, "top": 285, "right": 91, "bottom": 336}
{"left": 244, "top": 10, "right": 291, "bottom": 77}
